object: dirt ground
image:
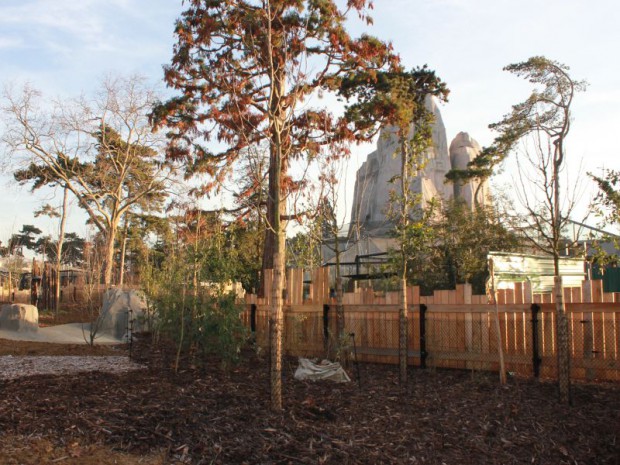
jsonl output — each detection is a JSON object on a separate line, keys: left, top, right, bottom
{"left": 38, "top": 304, "right": 97, "bottom": 327}
{"left": 0, "top": 335, "right": 618, "bottom": 465}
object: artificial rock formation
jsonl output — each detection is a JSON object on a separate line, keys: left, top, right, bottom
{"left": 348, "top": 100, "right": 490, "bottom": 239}
{"left": 349, "top": 96, "right": 453, "bottom": 237}
{"left": 0, "top": 304, "right": 39, "bottom": 332}
{"left": 449, "top": 132, "right": 488, "bottom": 208}
{"left": 333, "top": 102, "right": 494, "bottom": 275}
{"left": 98, "top": 289, "right": 146, "bottom": 340}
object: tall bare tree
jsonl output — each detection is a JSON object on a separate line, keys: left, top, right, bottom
{"left": 481, "top": 57, "right": 586, "bottom": 403}
{"left": 3, "top": 76, "right": 174, "bottom": 286}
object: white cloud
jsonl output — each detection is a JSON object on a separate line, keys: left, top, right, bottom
{"left": 0, "top": 2, "right": 103, "bottom": 38}
{"left": 0, "top": 37, "right": 24, "bottom": 49}
{"left": 0, "top": 0, "right": 170, "bottom": 58}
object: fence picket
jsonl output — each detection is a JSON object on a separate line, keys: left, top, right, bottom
{"left": 241, "top": 273, "right": 617, "bottom": 381}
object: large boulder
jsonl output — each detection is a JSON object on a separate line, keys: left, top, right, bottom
{"left": 0, "top": 304, "right": 39, "bottom": 332}
{"left": 98, "top": 289, "right": 147, "bottom": 340}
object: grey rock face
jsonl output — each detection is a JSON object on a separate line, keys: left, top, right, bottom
{"left": 349, "top": 96, "right": 453, "bottom": 237}
{"left": 449, "top": 132, "right": 489, "bottom": 208}
{"left": 0, "top": 304, "right": 39, "bottom": 332}
{"left": 98, "top": 289, "right": 146, "bottom": 340}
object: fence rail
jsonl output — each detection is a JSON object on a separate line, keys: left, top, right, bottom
{"left": 242, "top": 302, "right": 619, "bottom": 382}
{"left": 242, "top": 269, "right": 620, "bottom": 382}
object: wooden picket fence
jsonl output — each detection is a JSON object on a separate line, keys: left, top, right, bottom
{"left": 242, "top": 268, "right": 620, "bottom": 382}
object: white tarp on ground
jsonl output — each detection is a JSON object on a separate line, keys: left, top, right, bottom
{"left": 294, "top": 358, "right": 351, "bottom": 383}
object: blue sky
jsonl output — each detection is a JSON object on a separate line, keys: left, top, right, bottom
{"left": 1, "top": 0, "right": 619, "bottom": 242}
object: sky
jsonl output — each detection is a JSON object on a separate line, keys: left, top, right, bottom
{"left": 0, "top": 0, "right": 619, "bottom": 243}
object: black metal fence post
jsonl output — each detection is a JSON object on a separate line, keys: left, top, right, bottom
{"left": 419, "top": 304, "right": 427, "bottom": 369}
{"left": 323, "top": 304, "right": 330, "bottom": 355}
{"left": 250, "top": 304, "right": 257, "bottom": 333}
{"left": 531, "top": 304, "right": 541, "bottom": 378}
{"left": 350, "top": 332, "right": 362, "bottom": 390}
{"left": 323, "top": 305, "right": 330, "bottom": 342}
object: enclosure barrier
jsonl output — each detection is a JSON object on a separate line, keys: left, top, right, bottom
{"left": 242, "top": 270, "right": 620, "bottom": 382}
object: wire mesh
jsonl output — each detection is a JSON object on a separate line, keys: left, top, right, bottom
{"left": 242, "top": 303, "right": 620, "bottom": 382}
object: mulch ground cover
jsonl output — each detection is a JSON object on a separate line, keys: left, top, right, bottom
{"left": 0, "top": 335, "right": 618, "bottom": 465}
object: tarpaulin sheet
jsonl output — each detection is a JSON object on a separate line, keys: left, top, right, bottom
{"left": 294, "top": 358, "right": 351, "bottom": 383}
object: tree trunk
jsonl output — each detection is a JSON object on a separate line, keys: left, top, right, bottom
{"left": 489, "top": 259, "right": 507, "bottom": 385}
{"left": 334, "top": 229, "right": 344, "bottom": 342}
{"left": 399, "top": 138, "right": 409, "bottom": 384}
{"left": 262, "top": 220, "right": 276, "bottom": 276}
{"left": 192, "top": 210, "right": 201, "bottom": 326}
{"left": 553, "top": 225, "right": 571, "bottom": 403}
{"left": 8, "top": 270, "right": 12, "bottom": 302}
{"left": 55, "top": 185, "right": 69, "bottom": 318}
{"left": 399, "top": 275, "right": 408, "bottom": 384}
{"left": 554, "top": 275, "right": 571, "bottom": 403}
{"left": 103, "top": 225, "right": 118, "bottom": 287}
{"left": 270, "top": 231, "right": 285, "bottom": 411}
{"left": 119, "top": 237, "right": 127, "bottom": 287}
{"left": 553, "top": 154, "right": 571, "bottom": 404}
{"left": 260, "top": 196, "right": 277, "bottom": 299}
{"left": 268, "top": 153, "right": 286, "bottom": 411}
{"left": 267, "top": 38, "right": 288, "bottom": 409}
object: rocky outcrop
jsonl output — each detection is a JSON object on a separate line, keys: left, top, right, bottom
{"left": 98, "top": 289, "right": 147, "bottom": 340}
{"left": 0, "top": 304, "right": 39, "bottom": 332}
{"left": 347, "top": 99, "right": 495, "bottom": 241}
{"left": 449, "top": 132, "right": 488, "bottom": 208}
{"left": 348, "top": 96, "right": 453, "bottom": 237}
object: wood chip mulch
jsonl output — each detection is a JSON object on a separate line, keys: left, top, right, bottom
{"left": 0, "top": 336, "right": 618, "bottom": 465}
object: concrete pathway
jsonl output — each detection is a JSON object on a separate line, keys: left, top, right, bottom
{"left": 0, "top": 323, "right": 124, "bottom": 344}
